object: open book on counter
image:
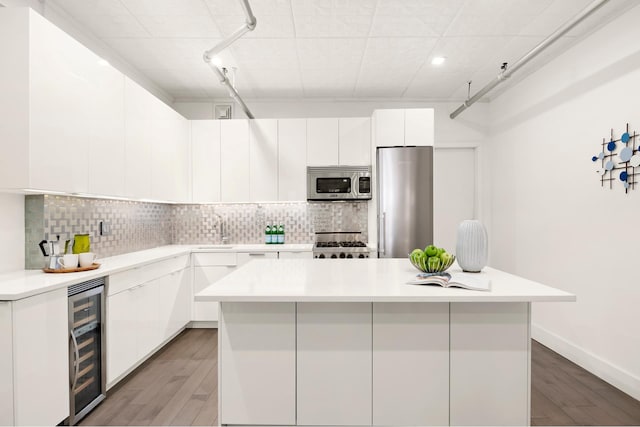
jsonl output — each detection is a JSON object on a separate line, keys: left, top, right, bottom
{"left": 407, "top": 271, "right": 491, "bottom": 291}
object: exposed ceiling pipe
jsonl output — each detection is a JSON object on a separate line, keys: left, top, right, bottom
{"left": 450, "top": 0, "right": 610, "bottom": 120}
{"left": 203, "top": 0, "right": 256, "bottom": 119}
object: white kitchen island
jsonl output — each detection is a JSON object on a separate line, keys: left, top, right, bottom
{"left": 195, "top": 259, "right": 575, "bottom": 427}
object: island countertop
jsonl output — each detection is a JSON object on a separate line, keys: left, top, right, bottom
{"left": 195, "top": 258, "right": 576, "bottom": 303}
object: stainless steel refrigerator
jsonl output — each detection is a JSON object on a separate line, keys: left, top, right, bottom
{"left": 377, "top": 146, "right": 433, "bottom": 258}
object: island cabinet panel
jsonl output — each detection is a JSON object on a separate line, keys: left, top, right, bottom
{"left": 219, "top": 302, "right": 296, "bottom": 426}
{"left": 372, "top": 302, "right": 450, "bottom": 426}
{"left": 450, "top": 302, "right": 530, "bottom": 426}
{"left": 297, "top": 302, "right": 372, "bottom": 426}
{"left": 0, "top": 302, "right": 14, "bottom": 426}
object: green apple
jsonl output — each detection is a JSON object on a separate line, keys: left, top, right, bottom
{"left": 424, "top": 245, "right": 438, "bottom": 257}
{"left": 427, "top": 256, "right": 441, "bottom": 270}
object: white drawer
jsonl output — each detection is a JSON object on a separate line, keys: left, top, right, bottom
{"left": 278, "top": 251, "right": 313, "bottom": 259}
{"left": 108, "top": 255, "right": 189, "bottom": 296}
{"left": 237, "top": 251, "right": 278, "bottom": 265}
{"left": 192, "top": 252, "right": 238, "bottom": 267}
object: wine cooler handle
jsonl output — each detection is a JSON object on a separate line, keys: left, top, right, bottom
{"left": 70, "top": 329, "right": 80, "bottom": 391}
{"left": 380, "top": 212, "right": 386, "bottom": 256}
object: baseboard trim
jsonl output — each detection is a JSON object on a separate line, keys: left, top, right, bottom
{"left": 189, "top": 320, "right": 218, "bottom": 329}
{"left": 532, "top": 323, "right": 640, "bottom": 401}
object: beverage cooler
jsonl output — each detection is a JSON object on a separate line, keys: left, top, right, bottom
{"left": 67, "top": 277, "right": 106, "bottom": 425}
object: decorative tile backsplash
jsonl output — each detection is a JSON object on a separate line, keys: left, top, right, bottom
{"left": 25, "top": 195, "right": 368, "bottom": 269}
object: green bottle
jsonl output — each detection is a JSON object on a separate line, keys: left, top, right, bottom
{"left": 278, "top": 223, "right": 285, "bottom": 244}
{"left": 265, "top": 223, "right": 272, "bottom": 244}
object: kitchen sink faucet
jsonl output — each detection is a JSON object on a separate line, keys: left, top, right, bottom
{"left": 212, "top": 213, "right": 230, "bottom": 244}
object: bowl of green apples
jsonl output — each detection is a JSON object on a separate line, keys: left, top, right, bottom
{"left": 409, "top": 245, "right": 455, "bottom": 274}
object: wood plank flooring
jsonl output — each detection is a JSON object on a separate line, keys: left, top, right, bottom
{"left": 80, "top": 329, "right": 640, "bottom": 426}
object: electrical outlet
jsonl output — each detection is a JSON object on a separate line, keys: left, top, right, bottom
{"left": 99, "top": 220, "right": 111, "bottom": 236}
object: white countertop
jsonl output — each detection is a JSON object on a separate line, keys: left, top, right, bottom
{"left": 0, "top": 243, "right": 313, "bottom": 301}
{"left": 195, "top": 259, "right": 576, "bottom": 303}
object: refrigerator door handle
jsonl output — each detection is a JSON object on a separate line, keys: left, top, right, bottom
{"left": 380, "top": 212, "right": 386, "bottom": 256}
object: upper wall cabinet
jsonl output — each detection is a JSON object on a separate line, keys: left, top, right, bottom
{"left": 0, "top": 8, "right": 127, "bottom": 195}
{"left": 278, "top": 119, "right": 307, "bottom": 201}
{"left": 373, "top": 109, "right": 434, "bottom": 147}
{"left": 339, "top": 117, "right": 371, "bottom": 166}
{"left": 307, "top": 118, "right": 339, "bottom": 166}
{"left": 191, "top": 120, "right": 221, "bottom": 203}
{"left": 221, "top": 120, "right": 250, "bottom": 203}
{"left": 124, "top": 77, "right": 153, "bottom": 200}
{"left": 250, "top": 119, "right": 278, "bottom": 202}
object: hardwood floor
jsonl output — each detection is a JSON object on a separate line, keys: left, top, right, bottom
{"left": 81, "top": 329, "right": 640, "bottom": 426}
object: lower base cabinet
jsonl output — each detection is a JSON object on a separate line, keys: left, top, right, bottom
{"left": 0, "top": 289, "right": 69, "bottom": 426}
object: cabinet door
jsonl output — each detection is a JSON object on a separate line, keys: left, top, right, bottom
{"left": 237, "top": 251, "right": 278, "bottom": 266}
{"left": 278, "top": 119, "right": 307, "bottom": 201}
{"left": 450, "top": 303, "right": 529, "bottom": 426}
{"left": 220, "top": 302, "right": 296, "bottom": 425}
{"left": 159, "top": 269, "right": 190, "bottom": 340}
{"left": 12, "top": 289, "right": 69, "bottom": 426}
{"left": 306, "top": 118, "right": 338, "bottom": 166}
{"left": 124, "top": 77, "right": 153, "bottom": 199}
{"left": 339, "top": 117, "right": 371, "bottom": 165}
{"left": 373, "top": 109, "right": 404, "bottom": 147}
{"left": 0, "top": 302, "right": 13, "bottom": 426}
{"left": 87, "top": 63, "right": 126, "bottom": 197}
{"left": 151, "top": 106, "right": 189, "bottom": 202}
{"left": 106, "top": 289, "right": 137, "bottom": 385}
{"left": 192, "top": 265, "right": 237, "bottom": 321}
{"left": 405, "top": 108, "right": 434, "bottom": 146}
{"left": 221, "top": 120, "right": 250, "bottom": 202}
{"left": 249, "top": 119, "right": 278, "bottom": 201}
{"left": 297, "top": 302, "right": 372, "bottom": 426}
{"left": 29, "top": 14, "right": 90, "bottom": 193}
{"left": 373, "top": 303, "right": 449, "bottom": 426}
{"left": 191, "top": 120, "right": 221, "bottom": 203}
{"left": 135, "top": 279, "right": 161, "bottom": 359}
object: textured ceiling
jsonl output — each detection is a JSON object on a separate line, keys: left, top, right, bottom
{"left": 47, "top": 0, "right": 635, "bottom": 101}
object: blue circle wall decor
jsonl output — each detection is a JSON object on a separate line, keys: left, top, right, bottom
{"left": 592, "top": 124, "right": 638, "bottom": 193}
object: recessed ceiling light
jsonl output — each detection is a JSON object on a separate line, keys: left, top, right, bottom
{"left": 211, "top": 56, "right": 222, "bottom": 67}
{"left": 431, "top": 56, "right": 446, "bottom": 66}
{"left": 97, "top": 58, "right": 110, "bottom": 66}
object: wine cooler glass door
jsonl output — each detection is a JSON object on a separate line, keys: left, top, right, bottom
{"left": 69, "top": 285, "right": 105, "bottom": 425}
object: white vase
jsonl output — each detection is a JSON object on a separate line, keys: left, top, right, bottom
{"left": 456, "top": 220, "right": 488, "bottom": 272}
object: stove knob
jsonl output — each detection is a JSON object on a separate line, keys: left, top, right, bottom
{"left": 339, "top": 253, "right": 346, "bottom": 259}
{"left": 358, "top": 254, "right": 365, "bottom": 259}
{"left": 319, "top": 254, "right": 325, "bottom": 259}
{"left": 331, "top": 254, "right": 338, "bottom": 259}
{"left": 346, "top": 254, "right": 353, "bottom": 259}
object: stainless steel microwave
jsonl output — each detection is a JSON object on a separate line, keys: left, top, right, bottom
{"left": 307, "top": 166, "right": 372, "bottom": 201}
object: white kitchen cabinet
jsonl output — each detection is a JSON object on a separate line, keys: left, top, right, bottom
{"left": 249, "top": 119, "right": 278, "bottom": 201}
{"left": 107, "top": 288, "right": 137, "bottom": 384}
{"left": 373, "top": 109, "right": 404, "bottom": 147}
{"left": 297, "top": 302, "right": 372, "bottom": 426}
{"left": 339, "top": 117, "right": 371, "bottom": 165}
{"left": 405, "top": 108, "right": 434, "bottom": 146}
{"left": 159, "top": 269, "right": 190, "bottom": 340}
{"left": 450, "top": 302, "right": 530, "bottom": 426}
{"left": 151, "top": 105, "right": 190, "bottom": 202}
{"left": 220, "top": 302, "right": 296, "bottom": 426}
{"left": 0, "top": 302, "right": 13, "bottom": 426}
{"left": 221, "top": 120, "right": 250, "bottom": 202}
{"left": 124, "top": 77, "right": 153, "bottom": 200}
{"left": 136, "top": 278, "right": 162, "bottom": 359}
{"left": 191, "top": 120, "right": 221, "bottom": 203}
{"left": 87, "top": 61, "right": 126, "bottom": 197}
{"left": 373, "top": 303, "right": 449, "bottom": 426}
{"left": 278, "top": 251, "right": 313, "bottom": 259}
{"left": 278, "top": 119, "right": 307, "bottom": 201}
{"left": 237, "top": 251, "right": 278, "bottom": 265}
{"left": 192, "top": 252, "right": 238, "bottom": 322}
{"left": 11, "top": 289, "right": 69, "bottom": 426}
{"left": 373, "top": 108, "right": 434, "bottom": 147}
{"left": 307, "top": 118, "right": 339, "bottom": 166}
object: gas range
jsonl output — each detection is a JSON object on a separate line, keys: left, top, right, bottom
{"left": 313, "top": 232, "right": 370, "bottom": 259}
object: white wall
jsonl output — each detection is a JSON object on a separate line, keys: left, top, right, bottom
{"left": 0, "top": 193, "right": 25, "bottom": 273}
{"left": 487, "top": 3, "right": 640, "bottom": 400}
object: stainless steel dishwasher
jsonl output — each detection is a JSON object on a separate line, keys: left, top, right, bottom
{"left": 67, "top": 277, "right": 106, "bottom": 425}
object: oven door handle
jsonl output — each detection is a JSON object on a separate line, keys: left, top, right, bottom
{"left": 70, "top": 329, "right": 80, "bottom": 391}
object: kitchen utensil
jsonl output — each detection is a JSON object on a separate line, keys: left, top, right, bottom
{"left": 39, "top": 236, "right": 64, "bottom": 269}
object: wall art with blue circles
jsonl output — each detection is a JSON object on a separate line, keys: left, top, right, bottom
{"left": 592, "top": 124, "right": 640, "bottom": 193}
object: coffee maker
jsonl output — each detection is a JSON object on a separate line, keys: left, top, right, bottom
{"left": 38, "top": 236, "right": 63, "bottom": 269}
